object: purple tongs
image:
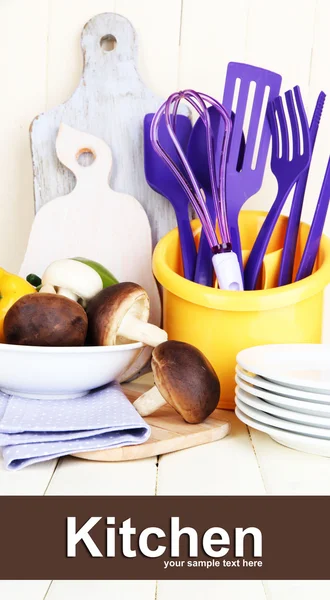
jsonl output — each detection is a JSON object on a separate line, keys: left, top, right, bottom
{"left": 150, "top": 91, "right": 243, "bottom": 291}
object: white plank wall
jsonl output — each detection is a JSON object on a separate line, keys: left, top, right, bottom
{"left": 1, "top": 0, "right": 330, "bottom": 272}
{"left": 1, "top": 0, "right": 330, "bottom": 598}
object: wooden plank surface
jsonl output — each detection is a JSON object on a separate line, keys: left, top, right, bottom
{"left": 157, "top": 410, "right": 265, "bottom": 495}
{"left": 0, "top": 581, "right": 51, "bottom": 600}
{"left": 157, "top": 580, "right": 266, "bottom": 600}
{"left": 45, "top": 580, "right": 156, "bottom": 600}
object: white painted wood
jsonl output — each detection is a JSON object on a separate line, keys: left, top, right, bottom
{"left": 263, "top": 580, "right": 330, "bottom": 600}
{"left": 157, "top": 410, "right": 265, "bottom": 495}
{"left": 243, "top": 0, "right": 318, "bottom": 218}
{"left": 157, "top": 580, "right": 266, "bottom": 600}
{"left": 30, "top": 12, "right": 184, "bottom": 249}
{"left": 45, "top": 455, "right": 157, "bottom": 495}
{"left": 0, "top": 456, "right": 57, "bottom": 496}
{"left": 248, "top": 427, "right": 330, "bottom": 495}
{"left": 0, "top": 581, "right": 51, "bottom": 600}
{"left": 45, "top": 580, "right": 156, "bottom": 600}
{"left": 0, "top": 0, "right": 49, "bottom": 273}
{"left": 20, "top": 123, "right": 161, "bottom": 379}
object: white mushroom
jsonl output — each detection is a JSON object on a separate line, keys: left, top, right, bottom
{"left": 42, "top": 259, "right": 103, "bottom": 306}
{"left": 39, "top": 283, "right": 57, "bottom": 294}
{"left": 87, "top": 282, "right": 168, "bottom": 347}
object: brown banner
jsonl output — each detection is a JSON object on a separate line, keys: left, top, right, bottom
{"left": 0, "top": 496, "right": 329, "bottom": 580}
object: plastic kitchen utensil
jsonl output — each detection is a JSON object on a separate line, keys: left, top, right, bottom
{"left": 221, "top": 62, "right": 282, "bottom": 272}
{"left": 20, "top": 124, "right": 161, "bottom": 382}
{"left": 244, "top": 86, "right": 311, "bottom": 290}
{"left": 144, "top": 114, "right": 196, "bottom": 280}
{"left": 296, "top": 157, "right": 330, "bottom": 281}
{"left": 278, "top": 92, "right": 326, "bottom": 286}
{"left": 187, "top": 107, "right": 218, "bottom": 286}
{"left": 151, "top": 90, "right": 243, "bottom": 291}
{"left": 153, "top": 211, "right": 330, "bottom": 409}
{"left": 242, "top": 247, "right": 282, "bottom": 290}
{"left": 188, "top": 107, "right": 245, "bottom": 286}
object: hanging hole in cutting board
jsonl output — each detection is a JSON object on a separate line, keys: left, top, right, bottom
{"left": 100, "top": 34, "right": 117, "bottom": 52}
{"left": 77, "top": 149, "right": 95, "bottom": 167}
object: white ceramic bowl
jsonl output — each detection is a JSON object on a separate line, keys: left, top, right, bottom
{"left": 0, "top": 342, "right": 144, "bottom": 399}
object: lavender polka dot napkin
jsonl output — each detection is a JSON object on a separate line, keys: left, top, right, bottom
{"left": 0, "top": 383, "right": 151, "bottom": 470}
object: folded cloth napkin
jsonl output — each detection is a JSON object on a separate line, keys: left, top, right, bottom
{"left": 0, "top": 383, "right": 151, "bottom": 470}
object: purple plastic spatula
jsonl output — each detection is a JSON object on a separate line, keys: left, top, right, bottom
{"left": 278, "top": 91, "right": 326, "bottom": 286}
{"left": 295, "top": 157, "right": 330, "bottom": 281}
{"left": 220, "top": 63, "right": 282, "bottom": 273}
{"left": 244, "top": 86, "right": 311, "bottom": 290}
{"left": 144, "top": 113, "right": 196, "bottom": 281}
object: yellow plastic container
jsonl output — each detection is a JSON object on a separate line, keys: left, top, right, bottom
{"left": 153, "top": 211, "right": 330, "bottom": 410}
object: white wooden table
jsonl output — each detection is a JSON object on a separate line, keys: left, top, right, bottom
{"left": 1, "top": 372, "right": 330, "bottom": 599}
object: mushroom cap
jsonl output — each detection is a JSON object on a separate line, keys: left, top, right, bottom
{"left": 4, "top": 293, "right": 88, "bottom": 346}
{"left": 86, "top": 282, "right": 149, "bottom": 345}
{"left": 151, "top": 341, "right": 220, "bottom": 423}
{"left": 42, "top": 259, "right": 103, "bottom": 301}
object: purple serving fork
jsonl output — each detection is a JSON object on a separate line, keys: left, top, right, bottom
{"left": 295, "top": 157, "right": 330, "bottom": 281}
{"left": 278, "top": 92, "right": 326, "bottom": 286}
{"left": 220, "top": 63, "right": 282, "bottom": 273}
{"left": 244, "top": 86, "right": 311, "bottom": 291}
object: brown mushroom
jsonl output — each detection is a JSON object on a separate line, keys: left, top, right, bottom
{"left": 87, "top": 282, "right": 167, "bottom": 347}
{"left": 4, "top": 293, "right": 88, "bottom": 346}
{"left": 133, "top": 340, "right": 220, "bottom": 423}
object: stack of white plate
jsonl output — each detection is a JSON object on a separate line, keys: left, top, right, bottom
{"left": 235, "top": 344, "right": 330, "bottom": 457}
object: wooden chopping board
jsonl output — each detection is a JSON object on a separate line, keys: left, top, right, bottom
{"left": 19, "top": 124, "right": 161, "bottom": 381}
{"left": 74, "top": 379, "right": 230, "bottom": 462}
{"left": 29, "top": 12, "right": 188, "bottom": 248}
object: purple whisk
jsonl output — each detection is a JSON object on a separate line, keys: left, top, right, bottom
{"left": 150, "top": 90, "right": 243, "bottom": 291}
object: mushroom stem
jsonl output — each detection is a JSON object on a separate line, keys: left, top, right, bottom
{"left": 57, "top": 287, "right": 79, "bottom": 303}
{"left": 39, "top": 284, "right": 56, "bottom": 294}
{"left": 133, "top": 385, "right": 166, "bottom": 416}
{"left": 118, "top": 314, "right": 168, "bottom": 347}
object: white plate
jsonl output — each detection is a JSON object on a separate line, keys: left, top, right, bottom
{"left": 237, "top": 344, "right": 330, "bottom": 394}
{"left": 235, "top": 396, "right": 330, "bottom": 439}
{"left": 235, "top": 406, "right": 330, "bottom": 457}
{"left": 235, "top": 366, "right": 330, "bottom": 403}
{"left": 235, "top": 374, "right": 330, "bottom": 417}
{"left": 0, "top": 342, "right": 143, "bottom": 399}
{"left": 236, "top": 386, "right": 330, "bottom": 428}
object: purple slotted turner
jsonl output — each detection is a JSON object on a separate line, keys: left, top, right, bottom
{"left": 244, "top": 86, "right": 311, "bottom": 290}
{"left": 144, "top": 113, "right": 196, "bottom": 281}
{"left": 221, "top": 63, "right": 282, "bottom": 273}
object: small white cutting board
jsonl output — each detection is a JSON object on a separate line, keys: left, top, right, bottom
{"left": 20, "top": 123, "right": 161, "bottom": 380}
{"left": 29, "top": 12, "right": 188, "bottom": 247}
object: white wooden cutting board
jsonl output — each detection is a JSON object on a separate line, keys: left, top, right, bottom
{"left": 20, "top": 124, "right": 161, "bottom": 380}
{"left": 29, "top": 12, "right": 183, "bottom": 248}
